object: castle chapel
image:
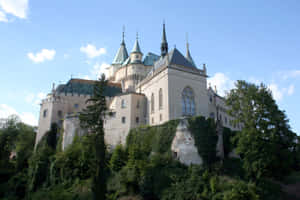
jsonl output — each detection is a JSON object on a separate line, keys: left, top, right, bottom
{"left": 35, "top": 24, "right": 239, "bottom": 149}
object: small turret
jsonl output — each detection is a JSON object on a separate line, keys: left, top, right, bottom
{"left": 161, "top": 22, "right": 168, "bottom": 57}
{"left": 112, "top": 28, "right": 129, "bottom": 65}
{"left": 130, "top": 33, "right": 143, "bottom": 64}
{"left": 185, "top": 34, "right": 196, "bottom": 67}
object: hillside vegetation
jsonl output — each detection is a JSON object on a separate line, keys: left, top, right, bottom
{"left": 0, "top": 80, "right": 299, "bottom": 200}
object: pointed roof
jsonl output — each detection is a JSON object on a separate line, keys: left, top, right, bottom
{"left": 161, "top": 22, "right": 168, "bottom": 57}
{"left": 112, "top": 31, "right": 129, "bottom": 65}
{"left": 143, "top": 52, "right": 160, "bottom": 66}
{"left": 168, "top": 48, "right": 196, "bottom": 68}
{"left": 186, "top": 43, "right": 196, "bottom": 67}
{"left": 162, "top": 23, "right": 167, "bottom": 44}
{"left": 131, "top": 33, "right": 142, "bottom": 54}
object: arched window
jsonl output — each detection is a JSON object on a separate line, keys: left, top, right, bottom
{"left": 159, "top": 88, "right": 163, "bottom": 110}
{"left": 182, "top": 87, "right": 195, "bottom": 116}
{"left": 151, "top": 93, "right": 154, "bottom": 113}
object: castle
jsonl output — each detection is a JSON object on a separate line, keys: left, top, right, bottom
{"left": 35, "top": 24, "right": 240, "bottom": 150}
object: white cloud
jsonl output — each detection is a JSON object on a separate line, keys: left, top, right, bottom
{"left": 0, "top": 0, "right": 28, "bottom": 19}
{"left": 25, "top": 92, "right": 46, "bottom": 106}
{"left": 80, "top": 44, "right": 106, "bottom": 58}
{"left": 0, "top": 104, "right": 38, "bottom": 126}
{"left": 0, "top": 10, "right": 8, "bottom": 22}
{"left": 27, "top": 49, "right": 56, "bottom": 63}
{"left": 281, "top": 70, "right": 300, "bottom": 80}
{"left": 91, "top": 62, "right": 109, "bottom": 79}
{"left": 268, "top": 84, "right": 283, "bottom": 102}
{"left": 208, "top": 73, "right": 235, "bottom": 96}
{"left": 287, "top": 84, "right": 294, "bottom": 95}
{"left": 267, "top": 83, "right": 295, "bottom": 102}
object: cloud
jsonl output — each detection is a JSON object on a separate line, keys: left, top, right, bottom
{"left": 27, "top": 49, "right": 56, "bottom": 63}
{"left": 80, "top": 44, "right": 106, "bottom": 58}
{"left": 0, "top": 104, "right": 38, "bottom": 126}
{"left": 281, "top": 70, "right": 300, "bottom": 80}
{"left": 25, "top": 92, "right": 46, "bottom": 107}
{"left": 0, "top": 10, "right": 7, "bottom": 22}
{"left": 0, "top": 0, "right": 28, "bottom": 19}
{"left": 268, "top": 83, "right": 295, "bottom": 102}
{"left": 208, "top": 73, "right": 235, "bottom": 96}
{"left": 287, "top": 84, "right": 294, "bottom": 95}
{"left": 268, "top": 84, "right": 283, "bottom": 102}
{"left": 91, "top": 62, "right": 109, "bottom": 79}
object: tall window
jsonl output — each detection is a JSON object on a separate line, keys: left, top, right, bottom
{"left": 151, "top": 93, "right": 154, "bottom": 113}
{"left": 121, "top": 99, "right": 125, "bottom": 108}
{"left": 182, "top": 87, "right": 195, "bottom": 116}
{"left": 159, "top": 88, "right": 163, "bottom": 110}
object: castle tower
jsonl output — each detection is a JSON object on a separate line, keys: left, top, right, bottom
{"left": 130, "top": 33, "right": 143, "bottom": 64}
{"left": 161, "top": 22, "right": 168, "bottom": 57}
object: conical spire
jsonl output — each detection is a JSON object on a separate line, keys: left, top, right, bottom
{"left": 161, "top": 22, "right": 168, "bottom": 57}
{"left": 131, "top": 32, "right": 142, "bottom": 54}
{"left": 112, "top": 28, "right": 129, "bottom": 65}
{"left": 185, "top": 34, "right": 196, "bottom": 67}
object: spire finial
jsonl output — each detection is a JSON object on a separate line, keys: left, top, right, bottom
{"left": 136, "top": 32, "right": 139, "bottom": 40}
{"left": 161, "top": 21, "right": 168, "bottom": 57}
{"left": 186, "top": 32, "right": 189, "bottom": 50}
{"left": 121, "top": 26, "right": 125, "bottom": 45}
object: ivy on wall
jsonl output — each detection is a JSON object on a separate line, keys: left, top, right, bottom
{"left": 188, "top": 116, "right": 218, "bottom": 167}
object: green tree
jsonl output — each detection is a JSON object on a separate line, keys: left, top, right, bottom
{"left": 109, "top": 144, "right": 127, "bottom": 172}
{"left": 226, "top": 80, "right": 297, "bottom": 181}
{"left": 80, "top": 74, "right": 108, "bottom": 200}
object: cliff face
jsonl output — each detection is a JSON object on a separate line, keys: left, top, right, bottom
{"left": 171, "top": 118, "right": 203, "bottom": 166}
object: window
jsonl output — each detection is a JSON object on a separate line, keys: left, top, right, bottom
{"left": 160, "top": 114, "right": 162, "bottom": 121}
{"left": 43, "top": 109, "right": 48, "bottom": 118}
{"left": 111, "top": 112, "right": 116, "bottom": 118}
{"left": 136, "top": 117, "right": 139, "bottom": 124}
{"left": 210, "top": 112, "right": 215, "bottom": 119}
{"left": 159, "top": 88, "right": 163, "bottom": 110}
{"left": 122, "top": 117, "right": 126, "bottom": 124}
{"left": 121, "top": 99, "right": 125, "bottom": 108}
{"left": 209, "top": 95, "right": 213, "bottom": 103}
{"left": 74, "top": 104, "right": 79, "bottom": 109}
{"left": 225, "top": 117, "right": 228, "bottom": 124}
{"left": 151, "top": 117, "right": 154, "bottom": 124}
{"left": 58, "top": 110, "right": 63, "bottom": 118}
{"left": 136, "top": 100, "right": 140, "bottom": 108}
{"left": 151, "top": 93, "right": 154, "bottom": 113}
{"left": 182, "top": 87, "right": 195, "bottom": 116}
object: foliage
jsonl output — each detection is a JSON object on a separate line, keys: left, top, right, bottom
{"left": 50, "top": 135, "right": 96, "bottom": 185}
{"left": 109, "top": 144, "right": 127, "bottom": 172}
{"left": 188, "top": 116, "right": 218, "bottom": 167}
{"left": 79, "top": 74, "right": 108, "bottom": 200}
{"left": 126, "top": 119, "right": 179, "bottom": 155}
{"left": 222, "top": 127, "right": 236, "bottom": 158}
{"left": 226, "top": 80, "right": 298, "bottom": 181}
{"left": 0, "top": 116, "right": 36, "bottom": 199}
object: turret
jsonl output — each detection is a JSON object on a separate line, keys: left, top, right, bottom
{"left": 112, "top": 29, "right": 129, "bottom": 65}
{"left": 130, "top": 33, "right": 143, "bottom": 64}
{"left": 161, "top": 22, "right": 168, "bottom": 57}
{"left": 185, "top": 35, "right": 196, "bottom": 67}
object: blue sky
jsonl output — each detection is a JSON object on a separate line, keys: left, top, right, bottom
{"left": 0, "top": 0, "right": 299, "bottom": 134}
